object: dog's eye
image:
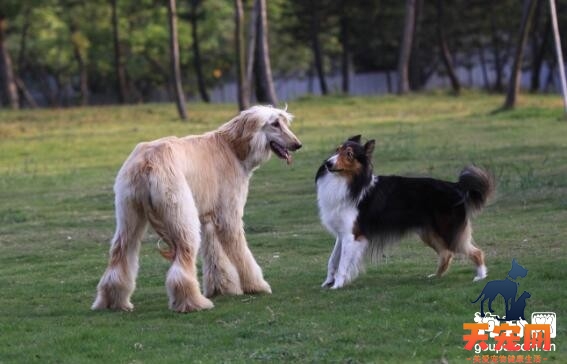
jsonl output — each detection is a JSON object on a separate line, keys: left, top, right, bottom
{"left": 271, "top": 121, "right": 280, "bottom": 129}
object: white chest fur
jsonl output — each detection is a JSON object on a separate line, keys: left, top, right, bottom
{"left": 316, "top": 172, "right": 358, "bottom": 236}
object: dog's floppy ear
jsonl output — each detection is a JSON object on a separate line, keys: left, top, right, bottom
{"left": 364, "top": 139, "right": 375, "bottom": 157}
{"left": 347, "top": 135, "right": 362, "bottom": 143}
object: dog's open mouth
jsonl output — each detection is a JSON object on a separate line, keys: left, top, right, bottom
{"left": 270, "top": 141, "right": 292, "bottom": 165}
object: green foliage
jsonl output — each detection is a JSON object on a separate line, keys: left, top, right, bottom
{"left": 1, "top": 94, "right": 566, "bottom": 362}
{"left": 4, "top": 0, "right": 567, "bottom": 105}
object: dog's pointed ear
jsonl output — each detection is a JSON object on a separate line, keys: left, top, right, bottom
{"left": 347, "top": 135, "right": 362, "bottom": 143}
{"left": 364, "top": 140, "right": 376, "bottom": 157}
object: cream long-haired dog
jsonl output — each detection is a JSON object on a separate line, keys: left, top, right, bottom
{"left": 92, "top": 106, "right": 301, "bottom": 313}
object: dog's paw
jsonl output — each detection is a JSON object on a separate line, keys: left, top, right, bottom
{"left": 427, "top": 273, "right": 437, "bottom": 279}
{"left": 473, "top": 266, "right": 488, "bottom": 282}
{"left": 254, "top": 280, "right": 272, "bottom": 294}
{"left": 116, "top": 302, "right": 134, "bottom": 312}
{"left": 171, "top": 296, "right": 214, "bottom": 313}
{"left": 330, "top": 277, "right": 346, "bottom": 289}
{"left": 91, "top": 297, "right": 134, "bottom": 312}
{"left": 321, "top": 277, "right": 335, "bottom": 288}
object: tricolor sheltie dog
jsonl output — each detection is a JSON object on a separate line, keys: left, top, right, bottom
{"left": 316, "top": 135, "right": 495, "bottom": 289}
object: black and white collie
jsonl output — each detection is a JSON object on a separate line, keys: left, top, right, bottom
{"left": 316, "top": 135, "right": 495, "bottom": 289}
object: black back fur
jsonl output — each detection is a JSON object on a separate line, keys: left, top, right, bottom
{"left": 317, "top": 136, "right": 495, "bottom": 250}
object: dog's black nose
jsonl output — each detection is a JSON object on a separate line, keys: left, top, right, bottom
{"left": 293, "top": 142, "right": 302, "bottom": 151}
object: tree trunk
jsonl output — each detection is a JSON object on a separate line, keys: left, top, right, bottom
{"left": 54, "top": 73, "right": 67, "bottom": 107}
{"left": 436, "top": 0, "right": 460, "bottom": 95}
{"left": 234, "top": 0, "right": 249, "bottom": 110}
{"left": 17, "top": 7, "right": 31, "bottom": 71}
{"left": 544, "top": 59, "right": 556, "bottom": 92}
{"left": 530, "top": 18, "right": 551, "bottom": 92}
{"left": 15, "top": 76, "right": 37, "bottom": 108}
{"left": 0, "top": 15, "right": 19, "bottom": 109}
{"left": 17, "top": 7, "right": 32, "bottom": 108}
{"left": 69, "top": 21, "right": 89, "bottom": 106}
{"left": 74, "top": 49, "right": 89, "bottom": 106}
{"left": 36, "top": 65, "right": 58, "bottom": 107}
{"left": 245, "top": 0, "right": 258, "bottom": 102}
{"left": 478, "top": 47, "right": 490, "bottom": 90}
{"left": 253, "top": 0, "right": 277, "bottom": 105}
{"left": 167, "top": 0, "right": 188, "bottom": 120}
{"left": 408, "top": 0, "right": 423, "bottom": 90}
{"left": 503, "top": 0, "right": 537, "bottom": 109}
{"left": 111, "top": 0, "right": 128, "bottom": 103}
{"left": 490, "top": 15, "right": 504, "bottom": 92}
{"left": 310, "top": 1, "right": 327, "bottom": 95}
{"left": 190, "top": 0, "right": 210, "bottom": 103}
{"left": 397, "top": 0, "right": 416, "bottom": 94}
{"left": 339, "top": 2, "right": 350, "bottom": 94}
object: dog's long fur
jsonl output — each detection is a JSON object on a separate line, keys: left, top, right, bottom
{"left": 316, "top": 135, "right": 495, "bottom": 289}
{"left": 92, "top": 106, "right": 301, "bottom": 312}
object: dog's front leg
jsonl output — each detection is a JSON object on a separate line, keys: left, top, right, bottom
{"left": 331, "top": 234, "right": 368, "bottom": 289}
{"left": 322, "top": 237, "right": 342, "bottom": 288}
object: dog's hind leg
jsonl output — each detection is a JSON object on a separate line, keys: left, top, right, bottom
{"left": 420, "top": 231, "right": 454, "bottom": 278}
{"left": 322, "top": 237, "right": 341, "bottom": 288}
{"left": 165, "top": 243, "right": 214, "bottom": 313}
{"left": 201, "top": 217, "right": 243, "bottom": 298}
{"left": 92, "top": 197, "right": 147, "bottom": 311}
{"left": 458, "top": 223, "right": 487, "bottom": 282}
{"left": 436, "top": 249, "right": 454, "bottom": 278}
{"left": 217, "top": 221, "right": 272, "bottom": 295}
{"left": 148, "top": 176, "right": 213, "bottom": 313}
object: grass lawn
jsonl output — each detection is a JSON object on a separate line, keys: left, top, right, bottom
{"left": 0, "top": 92, "right": 566, "bottom": 363}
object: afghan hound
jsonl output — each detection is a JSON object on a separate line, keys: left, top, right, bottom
{"left": 92, "top": 106, "right": 302, "bottom": 312}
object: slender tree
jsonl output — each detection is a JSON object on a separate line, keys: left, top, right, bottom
{"left": 397, "top": 0, "right": 416, "bottom": 94}
{"left": 16, "top": 5, "right": 33, "bottom": 107}
{"left": 408, "top": 0, "right": 424, "bottom": 90}
{"left": 189, "top": 0, "right": 209, "bottom": 103}
{"left": 478, "top": 47, "right": 490, "bottom": 90}
{"left": 503, "top": 0, "right": 537, "bottom": 109}
{"left": 234, "top": 0, "right": 249, "bottom": 110}
{"left": 309, "top": 0, "right": 328, "bottom": 95}
{"left": 530, "top": 14, "right": 551, "bottom": 92}
{"left": 13, "top": 9, "right": 37, "bottom": 110}
{"left": 0, "top": 12, "right": 19, "bottom": 109}
{"left": 245, "top": 0, "right": 258, "bottom": 100}
{"left": 14, "top": 76, "right": 36, "bottom": 107}
{"left": 69, "top": 21, "right": 89, "bottom": 106}
{"left": 167, "top": 0, "right": 188, "bottom": 120}
{"left": 339, "top": 0, "right": 350, "bottom": 94}
{"left": 436, "top": 0, "right": 460, "bottom": 94}
{"left": 253, "top": 0, "right": 277, "bottom": 105}
{"left": 110, "top": 0, "right": 128, "bottom": 103}
{"left": 489, "top": 15, "right": 505, "bottom": 92}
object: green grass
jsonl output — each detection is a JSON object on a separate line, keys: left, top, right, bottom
{"left": 1, "top": 92, "right": 566, "bottom": 363}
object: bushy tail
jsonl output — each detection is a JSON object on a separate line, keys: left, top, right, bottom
{"left": 458, "top": 166, "right": 495, "bottom": 215}
{"left": 143, "top": 174, "right": 176, "bottom": 262}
